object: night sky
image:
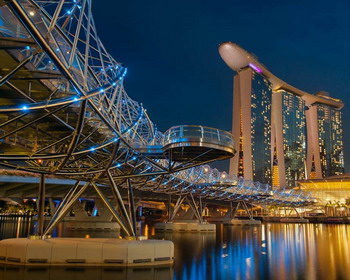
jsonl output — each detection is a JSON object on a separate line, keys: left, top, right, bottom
{"left": 92, "top": 0, "right": 350, "bottom": 172}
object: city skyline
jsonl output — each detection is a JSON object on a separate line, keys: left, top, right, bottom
{"left": 92, "top": 0, "right": 350, "bottom": 172}
{"left": 220, "top": 42, "right": 344, "bottom": 187}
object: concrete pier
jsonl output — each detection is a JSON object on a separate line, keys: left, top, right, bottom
{"left": 155, "top": 221, "right": 216, "bottom": 232}
{"left": 223, "top": 219, "right": 261, "bottom": 226}
{"left": 279, "top": 218, "right": 309, "bottom": 223}
{"left": 0, "top": 238, "right": 174, "bottom": 266}
{"left": 262, "top": 217, "right": 309, "bottom": 223}
{"left": 64, "top": 221, "right": 121, "bottom": 231}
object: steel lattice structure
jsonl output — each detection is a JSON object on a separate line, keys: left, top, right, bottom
{"left": 0, "top": 0, "right": 314, "bottom": 236}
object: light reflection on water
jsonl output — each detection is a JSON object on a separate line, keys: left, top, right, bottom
{"left": 1, "top": 217, "right": 350, "bottom": 280}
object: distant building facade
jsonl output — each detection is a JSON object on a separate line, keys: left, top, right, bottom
{"left": 306, "top": 99, "right": 344, "bottom": 179}
{"left": 278, "top": 90, "right": 306, "bottom": 186}
{"left": 298, "top": 173, "right": 350, "bottom": 206}
{"left": 219, "top": 42, "right": 344, "bottom": 188}
{"left": 231, "top": 68, "right": 272, "bottom": 184}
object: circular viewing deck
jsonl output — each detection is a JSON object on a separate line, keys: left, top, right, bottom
{"left": 163, "top": 125, "right": 235, "bottom": 162}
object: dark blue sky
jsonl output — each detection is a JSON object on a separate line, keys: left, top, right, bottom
{"left": 93, "top": 0, "right": 350, "bottom": 172}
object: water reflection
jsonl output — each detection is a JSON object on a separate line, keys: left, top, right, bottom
{"left": 167, "top": 224, "right": 350, "bottom": 280}
{"left": 0, "top": 216, "right": 32, "bottom": 239}
{"left": 0, "top": 266, "right": 173, "bottom": 280}
{"left": 1, "top": 217, "right": 350, "bottom": 280}
{"left": 169, "top": 225, "right": 267, "bottom": 280}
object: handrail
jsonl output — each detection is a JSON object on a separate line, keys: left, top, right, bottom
{"left": 163, "top": 125, "right": 234, "bottom": 148}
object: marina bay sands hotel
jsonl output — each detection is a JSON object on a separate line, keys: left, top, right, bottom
{"left": 219, "top": 42, "right": 344, "bottom": 188}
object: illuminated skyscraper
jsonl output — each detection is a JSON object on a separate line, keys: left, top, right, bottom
{"left": 273, "top": 90, "right": 306, "bottom": 187}
{"left": 219, "top": 42, "right": 344, "bottom": 188}
{"left": 306, "top": 95, "right": 344, "bottom": 178}
{"left": 230, "top": 67, "right": 272, "bottom": 184}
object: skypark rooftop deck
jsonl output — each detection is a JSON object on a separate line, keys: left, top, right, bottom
{"left": 219, "top": 42, "right": 344, "bottom": 109}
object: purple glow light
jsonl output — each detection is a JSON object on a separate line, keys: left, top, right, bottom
{"left": 248, "top": 63, "right": 263, "bottom": 73}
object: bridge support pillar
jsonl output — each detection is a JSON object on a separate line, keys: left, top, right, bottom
{"left": 156, "top": 195, "right": 216, "bottom": 233}
{"left": 167, "top": 194, "right": 172, "bottom": 222}
{"left": 108, "top": 170, "right": 135, "bottom": 236}
{"left": 127, "top": 179, "right": 137, "bottom": 235}
{"left": 240, "top": 200, "right": 254, "bottom": 220}
{"left": 48, "top": 198, "right": 57, "bottom": 215}
{"left": 207, "top": 201, "right": 262, "bottom": 226}
{"left": 63, "top": 199, "right": 120, "bottom": 232}
{"left": 278, "top": 207, "right": 309, "bottom": 223}
{"left": 167, "top": 196, "right": 185, "bottom": 221}
{"left": 42, "top": 181, "right": 90, "bottom": 236}
{"left": 91, "top": 182, "right": 132, "bottom": 236}
{"left": 37, "top": 174, "right": 45, "bottom": 238}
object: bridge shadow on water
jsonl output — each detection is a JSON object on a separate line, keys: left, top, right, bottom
{"left": 1, "top": 218, "right": 350, "bottom": 280}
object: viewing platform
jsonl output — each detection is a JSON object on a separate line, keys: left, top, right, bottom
{"left": 133, "top": 125, "right": 235, "bottom": 163}
{"left": 163, "top": 125, "right": 235, "bottom": 162}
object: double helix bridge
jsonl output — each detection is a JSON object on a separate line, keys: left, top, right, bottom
{"left": 0, "top": 0, "right": 314, "bottom": 237}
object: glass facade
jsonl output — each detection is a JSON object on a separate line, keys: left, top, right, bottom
{"left": 250, "top": 71, "right": 272, "bottom": 184}
{"left": 281, "top": 90, "right": 306, "bottom": 187}
{"left": 298, "top": 179, "right": 350, "bottom": 205}
{"left": 234, "top": 66, "right": 344, "bottom": 187}
{"left": 238, "top": 108, "right": 244, "bottom": 177}
{"left": 317, "top": 104, "right": 344, "bottom": 177}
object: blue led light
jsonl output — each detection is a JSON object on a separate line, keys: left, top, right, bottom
{"left": 132, "top": 156, "right": 137, "bottom": 160}
{"left": 25, "top": 46, "right": 30, "bottom": 50}
{"left": 116, "top": 163, "right": 122, "bottom": 168}
{"left": 22, "top": 105, "right": 28, "bottom": 110}
{"left": 89, "top": 147, "right": 95, "bottom": 152}
{"left": 99, "top": 89, "right": 104, "bottom": 93}
{"left": 93, "top": 208, "right": 98, "bottom": 216}
{"left": 73, "top": 96, "right": 78, "bottom": 102}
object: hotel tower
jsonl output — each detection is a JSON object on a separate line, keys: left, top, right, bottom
{"left": 219, "top": 42, "right": 344, "bottom": 188}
